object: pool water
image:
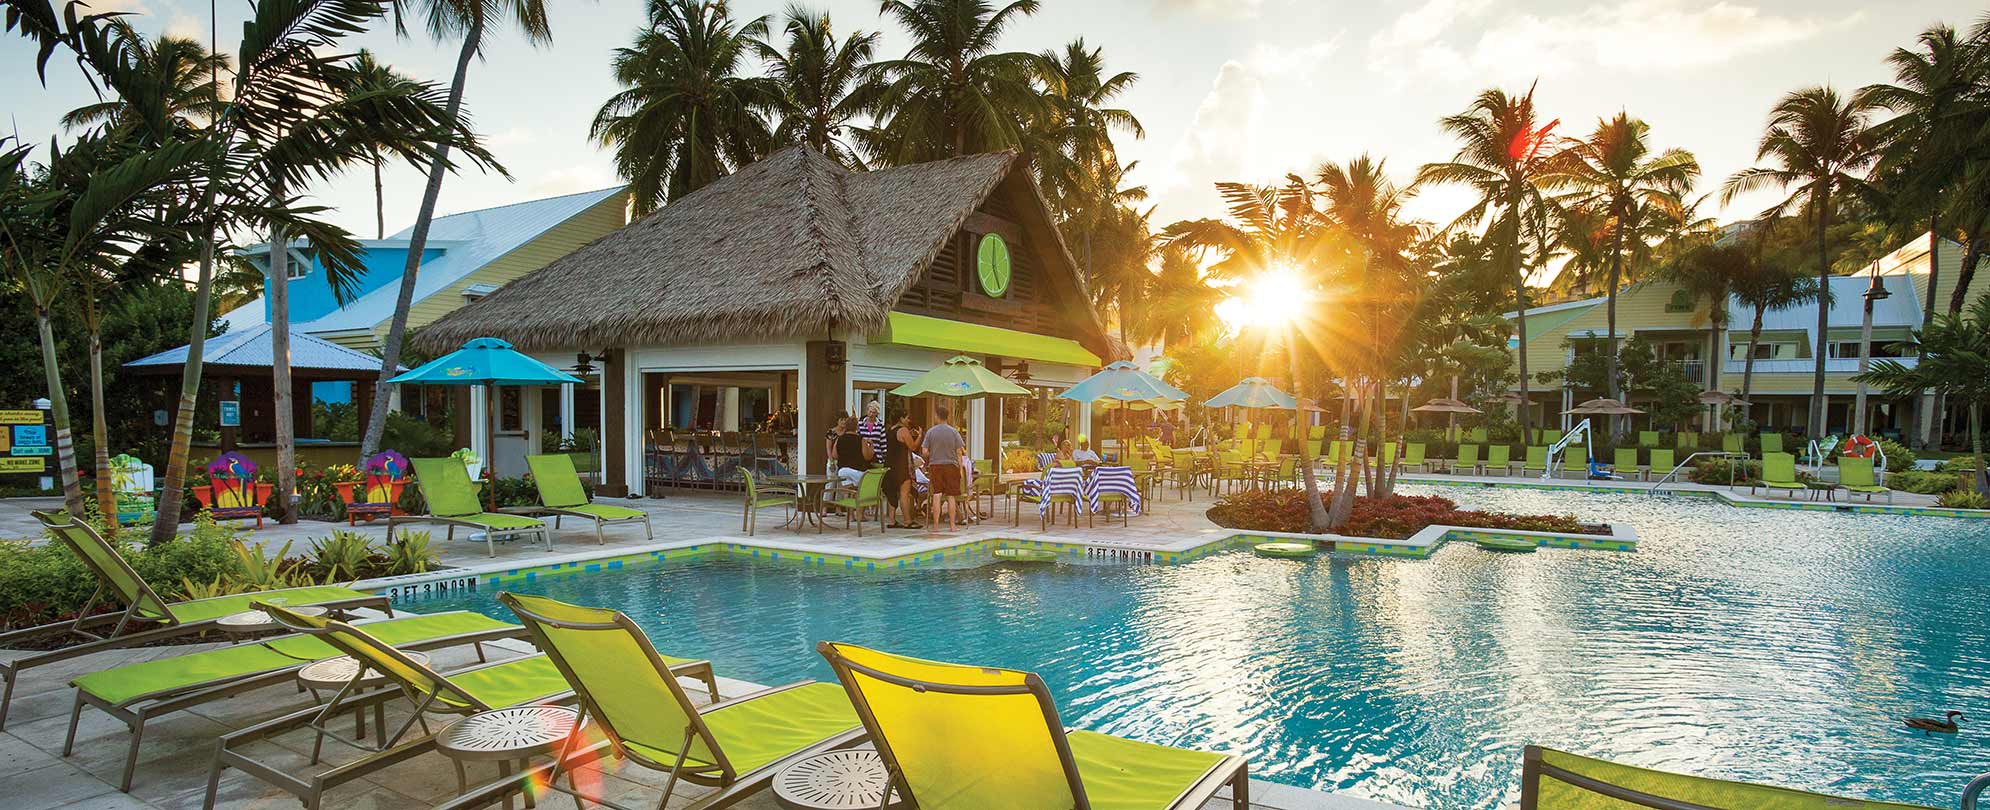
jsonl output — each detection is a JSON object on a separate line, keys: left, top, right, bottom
{"left": 420, "top": 485, "right": 1990, "bottom": 809}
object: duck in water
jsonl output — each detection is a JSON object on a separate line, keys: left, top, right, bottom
{"left": 1903, "top": 711, "right": 1964, "bottom": 735}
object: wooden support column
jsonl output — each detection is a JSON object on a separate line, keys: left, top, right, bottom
{"left": 601, "top": 348, "right": 629, "bottom": 497}
{"left": 803, "top": 340, "right": 847, "bottom": 475}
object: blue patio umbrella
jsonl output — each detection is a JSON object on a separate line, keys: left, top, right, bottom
{"left": 1057, "top": 361, "right": 1188, "bottom": 411}
{"left": 1204, "top": 377, "right": 1298, "bottom": 410}
{"left": 391, "top": 337, "right": 581, "bottom": 507}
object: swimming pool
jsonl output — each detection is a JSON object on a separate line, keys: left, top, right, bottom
{"left": 419, "top": 485, "right": 1990, "bottom": 809}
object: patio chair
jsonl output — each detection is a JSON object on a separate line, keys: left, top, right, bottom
{"left": 525, "top": 453, "right": 651, "bottom": 544}
{"left": 1380, "top": 441, "right": 1399, "bottom": 473}
{"left": 1638, "top": 431, "right": 1660, "bottom": 448}
{"left": 1518, "top": 745, "right": 1938, "bottom": 809}
{"left": 1649, "top": 448, "right": 1677, "bottom": 481}
{"left": 1760, "top": 432, "right": 1784, "bottom": 455}
{"left": 1677, "top": 431, "right": 1700, "bottom": 451}
{"left": 430, "top": 594, "right": 864, "bottom": 810}
{"left": 1523, "top": 446, "right": 1550, "bottom": 477}
{"left": 1613, "top": 447, "right": 1642, "bottom": 481}
{"left": 1753, "top": 452, "right": 1807, "bottom": 498}
{"left": 970, "top": 457, "right": 1009, "bottom": 515}
{"left": 69, "top": 610, "right": 519, "bottom": 792}
{"left": 737, "top": 468, "right": 798, "bottom": 536}
{"left": 1018, "top": 467, "right": 1086, "bottom": 530}
{"left": 1486, "top": 445, "right": 1512, "bottom": 476}
{"left": 1452, "top": 444, "right": 1481, "bottom": 475}
{"left": 824, "top": 467, "right": 887, "bottom": 535}
{"left": 816, "top": 642, "right": 1251, "bottom": 810}
{"left": 1319, "top": 439, "right": 1343, "bottom": 468}
{"left": 1721, "top": 432, "right": 1746, "bottom": 457}
{"left": 201, "top": 601, "right": 709, "bottom": 810}
{"left": 1088, "top": 465, "right": 1143, "bottom": 526}
{"left": 392, "top": 458, "right": 550, "bottom": 557}
{"left": 1468, "top": 427, "right": 1489, "bottom": 443}
{"left": 1404, "top": 442, "right": 1428, "bottom": 472}
{"left": 1308, "top": 425, "right": 1327, "bottom": 440}
{"left": 1838, "top": 456, "right": 1894, "bottom": 504}
{"left": 0, "top": 510, "right": 391, "bottom": 732}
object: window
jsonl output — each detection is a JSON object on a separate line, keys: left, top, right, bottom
{"left": 498, "top": 387, "right": 522, "bottom": 433}
{"left": 285, "top": 263, "right": 309, "bottom": 280}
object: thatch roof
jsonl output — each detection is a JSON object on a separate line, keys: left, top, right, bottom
{"left": 418, "top": 146, "right": 1102, "bottom": 353}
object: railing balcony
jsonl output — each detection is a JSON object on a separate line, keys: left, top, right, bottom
{"left": 1720, "top": 356, "right": 1918, "bottom": 374}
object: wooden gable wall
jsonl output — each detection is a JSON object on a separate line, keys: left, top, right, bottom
{"left": 893, "top": 172, "right": 1090, "bottom": 342}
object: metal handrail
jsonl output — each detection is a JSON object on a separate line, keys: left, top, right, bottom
{"left": 1543, "top": 419, "right": 1593, "bottom": 480}
{"left": 1963, "top": 770, "right": 1990, "bottom": 810}
{"left": 1647, "top": 450, "right": 1748, "bottom": 494}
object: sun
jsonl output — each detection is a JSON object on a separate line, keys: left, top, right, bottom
{"left": 1218, "top": 266, "right": 1314, "bottom": 333}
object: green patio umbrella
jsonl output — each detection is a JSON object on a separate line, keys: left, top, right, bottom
{"left": 391, "top": 337, "right": 582, "bottom": 508}
{"left": 889, "top": 355, "right": 1029, "bottom": 398}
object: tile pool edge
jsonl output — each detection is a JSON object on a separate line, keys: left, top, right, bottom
{"left": 356, "top": 521, "right": 1637, "bottom": 601}
{"left": 1402, "top": 475, "right": 1990, "bottom": 518}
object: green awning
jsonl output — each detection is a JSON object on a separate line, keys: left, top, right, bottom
{"left": 875, "top": 311, "right": 1101, "bottom": 368}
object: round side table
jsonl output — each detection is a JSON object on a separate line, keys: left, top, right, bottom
{"left": 297, "top": 651, "right": 430, "bottom": 751}
{"left": 436, "top": 706, "right": 584, "bottom": 810}
{"left": 773, "top": 749, "right": 904, "bottom": 809}
{"left": 215, "top": 604, "right": 326, "bottom": 635}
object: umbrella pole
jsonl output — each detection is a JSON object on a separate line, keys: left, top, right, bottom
{"left": 485, "top": 384, "right": 497, "bottom": 512}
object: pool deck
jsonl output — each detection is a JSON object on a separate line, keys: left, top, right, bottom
{"left": 0, "top": 618, "right": 1411, "bottom": 810}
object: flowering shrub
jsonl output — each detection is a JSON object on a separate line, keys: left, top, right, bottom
{"left": 1206, "top": 490, "right": 1606, "bottom": 539}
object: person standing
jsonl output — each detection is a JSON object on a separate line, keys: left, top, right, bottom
{"left": 858, "top": 401, "right": 887, "bottom": 465}
{"left": 921, "top": 405, "right": 965, "bottom": 532}
{"left": 885, "top": 414, "right": 920, "bottom": 529}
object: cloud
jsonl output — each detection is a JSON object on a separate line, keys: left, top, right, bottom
{"left": 1155, "top": 0, "right": 1264, "bottom": 15}
{"left": 528, "top": 163, "right": 618, "bottom": 197}
{"left": 1148, "top": 41, "right": 1339, "bottom": 225}
{"left": 162, "top": 11, "right": 203, "bottom": 39}
{"left": 1370, "top": 0, "right": 1851, "bottom": 83}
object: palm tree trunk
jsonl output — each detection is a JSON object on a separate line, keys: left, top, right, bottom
{"left": 1605, "top": 226, "right": 1624, "bottom": 437}
{"left": 270, "top": 221, "right": 298, "bottom": 524}
{"left": 1329, "top": 379, "right": 1373, "bottom": 530}
{"left": 36, "top": 307, "right": 83, "bottom": 517}
{"left": 1809, "top": 190, "right": 1832, "bottom": 438}
{"left": 374, "top": 154, "right": 385, "bottom": 240}
{"left": 149, "top": 216, "right": 218, "bottom": 546}
{"left": 360, "top": 14, "right": 485, "bottom": 459}
{"left": 1511, "top": 206, "right": 1533, "bottom": 436}
{"left": 1949, "top": 227, "right": 1984, "bottom": 316}
{"left": 1918, "top": 222, "right": 1939, "bottom": 450}
{"left": 1289, "top": 344, "right": 1327, "bottom": 532}
{"left": 1742, "top": 307, "right": 1765, "bottom": 415}
{"left": 1972, "top": 402, "right": 1986, "bottom": 496}
{"left": 88, "top": 327, "right": 118, "bottom": 531}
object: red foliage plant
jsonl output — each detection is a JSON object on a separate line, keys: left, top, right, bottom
{"left": 1206, "top": 490, "right": 1607, "bottom": 540}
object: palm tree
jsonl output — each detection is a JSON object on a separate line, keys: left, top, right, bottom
{"left": 1546, "top": 113, "right": 1699, "bottom": 418}
{"left": 1032, "top": 38, "right": 1142, "bottom": 215}
{"left": 360, "top": 0, "right": 552, "bottom": 460}
{"left": 863, "top": 0, "right": 1045, "bottom": 163}
{"left": 1862, "top": 23, "right": 1987, "bottom": 323}
{"left": 59, "top": 23, "right": 226, "bottom": 138}
{"left": 1135, "top": 245, "right": 1223, "bottom": 348}
{"left": 1722, "top": 86, "right": 1880, "bottom": 437}
{"left": 754, "top": 5, "right": 882, "bottom": 168}
{"left": 1728, "top": 230, "right": 1819, "bottom": 409}
{"left": 593, "top": 0, "right": 777, "bottom": 215}
{"left": 1418, "top": 86, "right": 1561, "bottom": 435}
{"left": 1166, "top": 177, "right": 1340, "bottom": 531}
{"left": 1856, "top": 291, "right": 1990, "bottom": 494}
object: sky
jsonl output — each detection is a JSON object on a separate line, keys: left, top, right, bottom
{"left": 2, "top": 0, "right": 1983, "bottom": 244}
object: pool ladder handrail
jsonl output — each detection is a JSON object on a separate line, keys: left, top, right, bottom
{"left": 1964, "top": 770, "right": 1990, "bottom": 810}
{"left": 1646, "top": 450, "right": 1748, "bottom": 495}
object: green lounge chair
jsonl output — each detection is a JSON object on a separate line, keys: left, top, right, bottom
{"left": 817, "top": 641, "right": 1250, "bottom": 810}
{"left": 738, "top": 468, "right": 797, "bottom": 536}
{"left": 1649, "top": 448, "right": 1677, "bottom": 481}
{"left": 1486, "top": 444, "right": 1512, "bottom": 475}
{"left": 72, "top": 609, "right": 519, "bottom": 792}
{"left": 1519, "top": 745, "right": 1938, "bottom": 809}
{"left": 524, "top": 453, "right": 650, "bottom": 544}
{"left": 1677, "top": 431, "right": 1699, "bottom": 450}
{"left": 1754, "top": 452, "right": 1807, "bottom": 498}
{"left": 431, "top": 593, "right": 864, "bottom": 810}
{"left": 1380, "top": 442, "right": 1399, "bottom": 472}
{"left": 1722, "top": 433, "right": 1746, "bottom": 457}
{"left": 1838, "top": 456, "right": 1893, "bottom": 503}
{"left": 1614, "top": 447, "right": 1642, "bottom": 480}
{"left": 824, "top": 467, "right": 887, "bottom": 535}
{"left": 1404, "top": 442, "right": 1428, "bottom": 472}
{"left": 1453, "top": 444, "right": 1481, "bottom": 475}
{"left": 1760, "top": 432, "right": 1784, "bottom": 454}
{"left": 1469, "top": 427, "right": 1489, "bottom": 443}
{"left": 1, "top": 510, "right": 390, "bottom": 731}
{"left": 1638, "top": 431, "right": 1660, "bottom": 448}
{"left": 1308, "top": 425, "right": 1327, "bottom": 440}
{"left": 393, "top": 457, "right": 549, "bottom": 556}
{"left": 1523, "top": 446, "right": 1550, "bottom": 476}
{"left": 202, "top": 600, "right": 708, "bottom": 810}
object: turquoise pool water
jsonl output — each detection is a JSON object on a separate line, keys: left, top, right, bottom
{"left": 420, "top": 485, "right": 1990, "bottom": 809}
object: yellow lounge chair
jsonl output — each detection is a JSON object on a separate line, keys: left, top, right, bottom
{"left": 817, "top": 641, "right": 1251, "bottom": 810}
{"left": 1520, "top": 746, "right": 1939, "bottom": 809}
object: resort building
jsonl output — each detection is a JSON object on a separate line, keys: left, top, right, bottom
{"left": 1509, "top": 233, "right": 1990, "bottom": 444}
{"left": 417, "top": 146, "right": 1114, "bottom": 494}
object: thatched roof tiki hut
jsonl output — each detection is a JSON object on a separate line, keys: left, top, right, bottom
{"left": 421, "top": 146, "right": 1113, "bottom": 495}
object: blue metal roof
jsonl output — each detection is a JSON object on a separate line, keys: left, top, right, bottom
{"left": 124, "top": 323, "right": 401, "bottom": 373}
{"left": 219, "top": 186, "right": 626, "bottom": 335}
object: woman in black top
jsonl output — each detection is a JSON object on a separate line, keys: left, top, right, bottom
{"left": 884, "top": 415, "right": 918, "bottom": 528}
{"left": 832, "top": 416, "right": 870, "bottom": 487}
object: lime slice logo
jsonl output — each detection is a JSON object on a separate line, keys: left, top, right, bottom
{"left": 977, "top": 233, "right": 1011, "bottom": 298}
